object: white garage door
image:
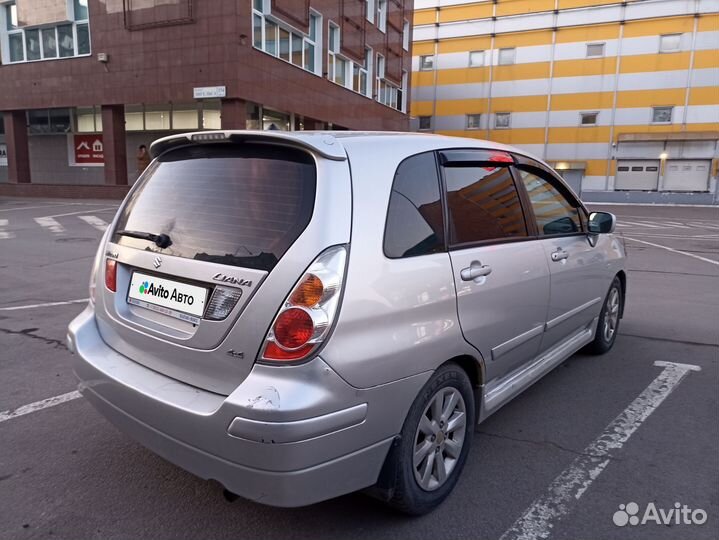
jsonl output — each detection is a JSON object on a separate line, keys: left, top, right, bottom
{"left": 663, "top": 160, "right": 711, "bottom": 192}
{"left": 615, "top": 160, "right": 660, "bottom": 190}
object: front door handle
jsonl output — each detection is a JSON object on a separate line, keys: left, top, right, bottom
{"left": 551, "top": 248, "right": 570, "bottom": 262}
{"left": 460, "top": 260, "right": 492, "bottom": 282}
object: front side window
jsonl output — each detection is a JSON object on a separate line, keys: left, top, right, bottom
{"left": 384, "top": 153, "right": 445, "bottom": 258}
{"left": 518, "top": 169, "right": 581, "bottom": 236}
{"left": 444, "top": 162, "right": 527, "bottom": 245}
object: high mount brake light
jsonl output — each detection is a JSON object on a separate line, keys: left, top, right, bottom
{"left": 488, "top": 152, "right": 514, "bottom": 163}
{"left": 260, "top": 245, "right": 347, "bottom": 363}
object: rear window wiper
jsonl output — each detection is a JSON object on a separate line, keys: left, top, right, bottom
{"left": 116, "top": 229, "right": 172, "bottom": 249}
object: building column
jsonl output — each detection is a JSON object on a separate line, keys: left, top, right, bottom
{"left": 101, "top": 105, "right": 128, "bottom": 186}
{"left": 221, "top": 98, "right": 247, "bottom": 130}
{"left": 4, "top": 111, "right": 31, "bottom": 184}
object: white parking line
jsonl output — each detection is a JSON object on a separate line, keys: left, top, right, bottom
{"left": 625, "top": 237, "right": 719, "bottom": 266}
{"left": 34, "top": 216, "right": 65, "bottom": 234}
{"left": 79, "top": 215, "right": 108, "bottom": 231}
{"left": 0, "top": 218, "right": 14, "bottom": 240}
{"left": 500, "top": 361, "right": 700, "bottom": 540}
{"left": 0, "top": 391, "right": 82, "bottom": 423}
{"left": 46, "top": 207, "right": 117, "bottom": 218}
{"left": 0, "top": 298, "right": 89, "bottom": 311}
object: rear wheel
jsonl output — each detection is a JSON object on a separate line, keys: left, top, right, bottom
{"left": 585, "top": 276, "right": 622, "bottom": 355}
{"left": 382, "top": 363, "right": 475, "bottom": 515}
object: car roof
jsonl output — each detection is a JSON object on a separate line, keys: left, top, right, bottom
{"left": 150, "top": 130, "right": 548, "bottom": 168}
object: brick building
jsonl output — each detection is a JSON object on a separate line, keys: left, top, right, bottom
{"left": 0, "top": 0, "right": 412, "bottom": 196}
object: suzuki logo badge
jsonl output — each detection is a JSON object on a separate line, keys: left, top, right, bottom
{"left": 153, "top": 256, "right": 162, "bottom": 269}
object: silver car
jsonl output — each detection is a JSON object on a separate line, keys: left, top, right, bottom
{"left": 68, "top": 131, "right": 626, "bottom": 515}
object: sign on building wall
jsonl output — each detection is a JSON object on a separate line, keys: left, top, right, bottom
{"left": 74, "top": 134, "right": 104, "bottom": 165}
{"left": 0, "top": 144, "right": 7, "bottom": 166}
{"left": 193, "top": 86, "right": 227, "bottom": 99}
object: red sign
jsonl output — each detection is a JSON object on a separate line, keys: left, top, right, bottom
{"left": 74, "top": 134, "right": 104, "bottom": 164}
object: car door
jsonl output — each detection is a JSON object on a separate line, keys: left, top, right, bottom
{"left": 440, "top": 149, "right": 551, "bottom": 382}
{"left": 514, "top": 162, "right": 608, "bottom": 352}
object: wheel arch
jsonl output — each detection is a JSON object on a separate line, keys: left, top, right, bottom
{"left": 616, "top": 270, "right": 627, "bottom": 318}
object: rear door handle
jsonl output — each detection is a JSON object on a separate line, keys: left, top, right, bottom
{"left": 460, "top": 261, "right": 492, "bottom": 282}
{"left": 551, "top": 248, "right": 569, "bottom": 262}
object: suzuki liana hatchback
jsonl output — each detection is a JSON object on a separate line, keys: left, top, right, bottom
{"left": 68, "top": 131, "right": 626, "bottom": 515}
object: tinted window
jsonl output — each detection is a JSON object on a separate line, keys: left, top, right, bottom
{"left": 519, "top": 169, "right": 582, "bottom": 236}
{"left": 384, "top": 152, "right": 445, "bottom": 258}
{"left": 443, "top": 163, "right": 527, "bottom": 245}
{"left": 113, "top": 143, "right": 316, "bottom": 271}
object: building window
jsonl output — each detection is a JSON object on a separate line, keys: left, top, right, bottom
{"left": 419, "top": 55, "right": 434, "bottom": 71}
{"left": 375, "top": 53, "right": 405, "bottom": 112}
{"left": 498, "top": 48, "right": 515, "bottom": 65}
{"left": 659, "top": 34, "right": 681, "bottom": 53}
{"left": 586, "top": 43, "right": 605, "bottom": 57}
{"left": 75, "top": 106, "right": 103, "bottom": 133}
{"left": 466, "top": 114, "right": 481, "bottom": 130}
{"left": 495, "top": 112, "right": 511, "bottom": 129}
{"left": 418, "top": 116, "right": 432, "bottom": 130}
{"left": 252, "top": 4, "right": 321, "bottom": 75}
{"left": 27, "top": 108, "right": 72, "bottom": 134}
{"left": 469, "top": 50, "right": 484, "bottom": 67}
{"left": 580, "top": 112, "right": 598, "bottom": 126}
{"left": 402, "top": 20, "right": 409, "bottom": 51}
{"left": 652, "top": 106, "right": 673, "bottom": 123}
{"left": 352, "top": 47, "right": 372, "bottom": 97}
{"left": 1, "top": 1, "right": 91, "bottom": 64}
{"left": 377, "top": 0, "right": 387, "bottom": 32}
{"left": 366, "top": 0, "right": 375, "bottom": 23}
{"left": 328, "top": 22, "right": 348, "bottom": 87}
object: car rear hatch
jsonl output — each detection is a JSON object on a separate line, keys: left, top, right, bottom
{"left": 95, "top": 132, "right": 352, "bottom": 395}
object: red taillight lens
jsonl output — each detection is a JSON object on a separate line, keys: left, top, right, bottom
{"left": 273, "top": 308, "right": 313, "bottom": 349}
{"left": 263, "top": 342, "right": 315, "bottom": 361}
{"left": 105, "top": 259, "right": 117, "bottom": 292}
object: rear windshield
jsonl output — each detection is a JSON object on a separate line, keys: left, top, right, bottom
{"left": 113, "top": 143, "right": 316, "bottom": 271}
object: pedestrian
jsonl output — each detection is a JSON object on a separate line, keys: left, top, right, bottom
{"left": 136, "top": 144, "right": 151, "bottom": 176}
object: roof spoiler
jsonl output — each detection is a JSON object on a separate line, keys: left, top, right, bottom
{"left": 149, "top": 130, "right": 348, "bottom": 161}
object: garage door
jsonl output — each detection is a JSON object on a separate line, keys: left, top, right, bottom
{"left": 558, "top": 169, "right": 583, "bottom": 197}
{"left": 663, "top": 160, "right": 711, "bottom": 192}
{"left": 615, "top": 160, "right": 660, "bottom": 190}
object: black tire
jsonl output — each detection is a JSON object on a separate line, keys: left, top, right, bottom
{"left": 382, "top": 363, "right": 475, "bottom": 515}
{"left": 585, "top": 276, "right": 623, "bottom": 355}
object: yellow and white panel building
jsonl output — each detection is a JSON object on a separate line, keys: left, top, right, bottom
{"left": 411, "top": 0, "right": 719, "bottom": 203}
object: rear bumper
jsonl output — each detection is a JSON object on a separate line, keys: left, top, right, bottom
{"left": 67, "top": 305, "right": 430, "bottom": 507}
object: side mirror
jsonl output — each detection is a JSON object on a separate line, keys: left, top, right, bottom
{"left": 588, "top": 211, "right": 616, "bottom": 234}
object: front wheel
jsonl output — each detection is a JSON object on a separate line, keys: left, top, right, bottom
{"left": 585, "top": 276, "right": 623, "bottom": 355}
{"left": 382, "top": 363, "right": 475, "bottom": 515}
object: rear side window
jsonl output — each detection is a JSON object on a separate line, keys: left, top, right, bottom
{"left": 113, "top": 143, "right": 316, "bottom": 271}
{"left": 443, "top": 163, "right": 527, "bottom": 245}
{"left": 518, "top": 169, "right": 582, "bottom": 236}
{"left": 384, "top": 152, "right": 445, "bottom": 258}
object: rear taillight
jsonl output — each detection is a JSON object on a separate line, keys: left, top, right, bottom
{"left": 260, "top": 245, "right": 347, "bottom": 363}
{"left": 105, "top": 259, "right": 117, "bottom": 292}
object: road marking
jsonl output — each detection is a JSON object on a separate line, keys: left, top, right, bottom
{"left": 0, "top": 298, "right": 89, "bottom": 311}
{"left": 34, "top": 216, "right": 65, "bottom": 234}
{"left": 79, "top": 215, "right": 108, "bottom": 231}
{"left": 625, "top": 236, "right": 719, "bottom": 266}
{"left": 619, "top": 220, "right": 664, "bottom": 229}
{"left": 46, "top": 207, "right": 117, "bottom": 218}
{"left": 500, "top": 361, "right": 701, "bottom": 540}
{"left": 0, "top": 204, "right": 70, "bottom": 213}
{"left": 688, "top": 222, "right": 719, "bottom": 230}
{"left": 0, "top": 391, "right": 82, "bottom": 423}
{"left": 0, "top": 218, "right": 14, "bottom": 240}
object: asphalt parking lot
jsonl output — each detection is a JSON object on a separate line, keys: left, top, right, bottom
{"left": 1, "top": 198, "right": 717, "bottom": 540}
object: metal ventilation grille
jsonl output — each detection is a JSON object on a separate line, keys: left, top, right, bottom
{"left": 204, "top": 287, "right": 243, "bottom": 321}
